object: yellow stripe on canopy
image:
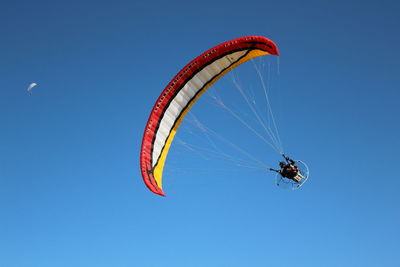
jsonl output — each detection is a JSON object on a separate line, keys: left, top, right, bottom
{"left": 152, "top": 49, "right": 270, "bottom": 189}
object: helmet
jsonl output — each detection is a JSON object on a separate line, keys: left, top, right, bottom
{"left": 279, "top": 161, "right": 286, "bottom": 168}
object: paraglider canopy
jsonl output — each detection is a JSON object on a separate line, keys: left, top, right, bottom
{"left": 27, "top": 83, "right": 37, "bottom": 95}
{"left": 139, "top": 36, "right": 279, "bottom": 196}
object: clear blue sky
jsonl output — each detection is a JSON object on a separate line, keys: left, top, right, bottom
{"left": 1, "top": 0, "right": 399, "bottom": 266}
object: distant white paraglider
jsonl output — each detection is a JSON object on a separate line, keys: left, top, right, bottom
{"left": 27, "top": 83, "right": 37, "bottom": 95}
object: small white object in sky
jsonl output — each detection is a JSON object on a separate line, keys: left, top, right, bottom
{"left": 27, "top": 83, "right": 37, "bottom": 95}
